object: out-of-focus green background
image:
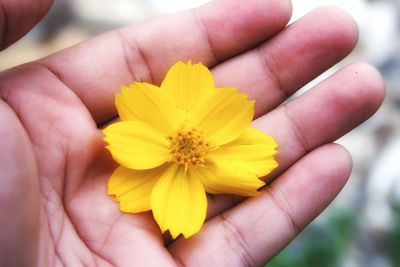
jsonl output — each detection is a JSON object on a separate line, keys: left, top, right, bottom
{"left": 1, "top": 1, "right": 399, "bottom": 266}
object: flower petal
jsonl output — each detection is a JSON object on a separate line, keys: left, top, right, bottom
{"left": 192, "top": 88, "right": 254, "bottom": 146}
{"left": 194, "top": 128, "right": 278, "bottom": 196}
{"left": 103, "top": 121, "right": 170, "bottom": 169}
{"left": 208, "top": 127, "right": 278, "bottom": 176}
{"left": 161, "top": 61, "right": 214, "bottom": 117}
{"left": 108, "top": 165, "right": 167, "bottom": 213}
{"left": 193, "top": 160, "right": 266, "bottom": 197}
{"left": 151, "top": 165, "right": 207, "bottom": 239}
{"left": 115, "top": 82, "right": 178, "bottom": 133}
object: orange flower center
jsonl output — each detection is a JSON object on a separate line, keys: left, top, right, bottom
{"left": 168, "top": 128, "right": 209, "bottom": 170}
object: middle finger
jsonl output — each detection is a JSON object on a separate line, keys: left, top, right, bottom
{"left": 212, "top": 6, "right": 358, "bottom": 117}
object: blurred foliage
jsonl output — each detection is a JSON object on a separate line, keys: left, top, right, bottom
{"left": 382, "top": 200, "right": 400, "bottom": 266}
{"left": 266, "top": 209, "right": 358, "bottom": 267}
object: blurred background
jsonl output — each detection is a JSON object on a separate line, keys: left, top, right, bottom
{"left": 1, "top": 0, "right": 399, "bottom": 266}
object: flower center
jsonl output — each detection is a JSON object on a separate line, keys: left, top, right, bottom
{"left": 168, "top": 128, "right": 209, "bottom": 170}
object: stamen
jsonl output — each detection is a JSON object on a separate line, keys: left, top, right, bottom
{"left": 167, "top": 128, "right": 209, "bottom": 170}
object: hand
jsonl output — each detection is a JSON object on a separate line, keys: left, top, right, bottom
{"left": 0, "top": 0, "right": 385, "bottom": 266}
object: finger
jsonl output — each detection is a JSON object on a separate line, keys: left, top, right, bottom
{"left": 33, "top": 0, "right": 292, "bottom": 124}
{"left": 212, "top": 6, "right": 358, "bottom": 117}
{"left": 0, "top": 0, "right": 53, "bottom": 49}
{"left": 170, "top": 143, "right": 352, "bottom": 266}
{"left": 0, "top": 100, "right": 40, "bottom": 266}
{"left": 205, "top": 62, "right": 385, "bottom": 219}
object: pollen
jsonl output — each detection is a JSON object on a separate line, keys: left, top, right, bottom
{"left": 168, "top": 128, "right": 209, "bottom": 170}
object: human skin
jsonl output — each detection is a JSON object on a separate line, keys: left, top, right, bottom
{"left": 0, "top": 0, "right": 385, "bottom": 266}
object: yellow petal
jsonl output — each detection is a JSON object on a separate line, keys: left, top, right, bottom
{"left": 208, "top": 127, "right": 278, "bottom": 177}
{"left": 193, "top": 160, "right": 266, "bottom": 197}
{"left": 192, "top": 88, "right": 254, "bottom": 146}
{"left": 108, "top": 165, "right": 167, "bottom": 213}
{"left": 115, "top": 82, "right": 178, "bottom": 133}
{"left": 103, "top": 121, "right": 170, "bottom": 169}
{"left": 193, "top": 128, "right": 278, "bottom": 196}
{"left": 161, "top": 61, "right": 214, "bottom": 118}
{"left": 151, "top": 165, "right": 207, "bottom": 239}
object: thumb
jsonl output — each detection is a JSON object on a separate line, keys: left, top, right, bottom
{"left": 0, "top": 100, "right": 40, "bottom": 267}
{"left": 0, "top": 0, "right": 54, "bottom": 49}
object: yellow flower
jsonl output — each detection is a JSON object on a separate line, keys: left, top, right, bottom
{"left": 103, "top": 61, "right": 278, "bottom": 239}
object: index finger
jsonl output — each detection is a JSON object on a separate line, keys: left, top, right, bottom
{"left": 35, "top": 0, "right": 292, "bottom": 124}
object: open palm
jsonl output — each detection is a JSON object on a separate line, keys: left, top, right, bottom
{"left": 0, "top": 0, "right": 385, "bottom": 266}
